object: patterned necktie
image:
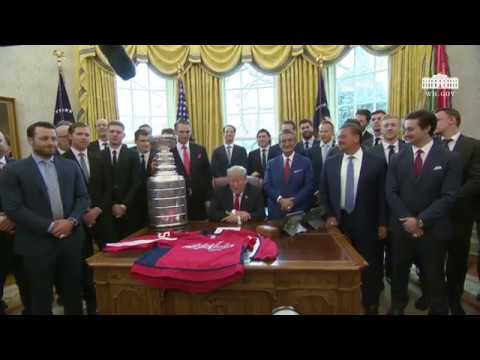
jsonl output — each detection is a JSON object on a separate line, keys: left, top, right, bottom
{"left": 443, "top": 138, "right": 453, "bottom": 151}
{"left": 112, "top": 150, "right": 117, "bottom": 166}
{"left": 40, "top": 160, "right": 64, "bottom": 220}
{"left": 388, "top": 145, "right": 395, "bottom": 164}
{"left": 344, "top": 156, "right": 355, "bottom": 213}
{"left": 182, "top": 145, "right": 191, "bottom": 176}
{"left": 284, "top": 157, "right": 290, "bottom": 184}
{"left": 261, "top": 148, "right": 267, "bottom": 169}
{"left": 227, "top": 145, "right": 232, "bottom": 165}
{"left": 78, "top": 152, "right": 90, "bottom": 180}
{"left": 415, "top": 149, "right": 424, "bottom": 177}
{"left": 234, "top": 194, "right": 241, "bottom": 211}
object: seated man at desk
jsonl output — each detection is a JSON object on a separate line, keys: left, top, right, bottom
{"left": 209, "top": 166, "right": 265, "bottom": 224}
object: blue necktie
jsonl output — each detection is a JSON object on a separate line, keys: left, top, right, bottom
{"left": 41, "top": 160, "right": 64, "bottom": 220}
{"left": 344, "top": 156, "right": 355, "bottom": 213}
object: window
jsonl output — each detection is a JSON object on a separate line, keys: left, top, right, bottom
{"left": 335, "top": 47, "right": 389, "bottom": 129}
{"left": 224, "top": 64, "right": 278, "bottom": 152}
{"left": 116, "top": 62, "right": 177, "bottom": 143}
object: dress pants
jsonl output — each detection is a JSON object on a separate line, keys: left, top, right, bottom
{"left": 446, "top": 216, "right": 474, "bottom": 305}
{"left": 340, "top": 210, "right": 384, "bottom": 309}
{"left": 23, "top": 235, "right": 83, "bottom": 315}
{"left": 391, "top": 225, "right": 449, "bottom": 314}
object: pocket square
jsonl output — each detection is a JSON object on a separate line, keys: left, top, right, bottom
{"left": 197, "top": 153, "right": 202, "bottom": 159}
{"left": 293, "top": 169, "right": 303, "bottom": 174}
{"left": 433, "top": 166, "right": 442, "bottom": 171}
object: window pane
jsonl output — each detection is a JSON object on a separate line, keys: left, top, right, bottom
{"left": 355, "top": 47, "right": 374, "bottom": 74}
{"left": 149, "top": 69, "right": 166, "bottom": 90}
{"left": 238, "top": 113, "right": 258, "bottom": 138}
{"left": 151, "top": 116, "right": 168, "bottom": 133}
{"left": 355, "top": 74, "right": 375, "bottom": 105}
{"left": 226, "top": 89, "right": 242, "bottom": 115}
{"left": 225, "top": 72, "right": 241, "bottom": 89}
{"left": 375, "top": 71, "right": 389, "bottom": 101}
{"left": 226, "top": 114, "right": 241, "bottom": 131}
{"left": 241, "top": 67, "right": 257, "bottom": 89}
{"left": 258, "top": 87, "right": 274, "bottom": 112}
{"left": 235, "top": 138, "right": 257, "bottom": 152}
{"left": 133, "top": 116, "right": 149, "bottom": 132}
{"left": 242, "top": 88, "right": 258, "bottom": 113}
{"left": 132, "top": 63, "right": 148, "bottom": 90}
{"left": 151, "top": 91, "right": 167, "bottom": 116}
{"left": 375, "top": 56, "right": 388, "bottom": 71}
{"left": 259, "top": 113, "right": 275, "bottom": 135}
{"left": 337, "top": 50, "right": 354, "bottom": 79}
{"left": 132, "top": 90, "right": 149, "bottom": 117}
{"left": 338, "top": 106, "right": 354, "bottom": 125}
{"left": 118, "top": 89, "right": 132, "bottom": 116}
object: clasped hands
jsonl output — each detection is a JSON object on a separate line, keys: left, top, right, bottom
{"left": 279, "top": 198, "right": 295, "bottom": 212}
{"left": 82, "top": 207, "right": 102, "bottom": 227}
{"left": 112, "top": 204, "right": 127, "bottom": 219}
{"left": 399, "top": 217, "right": 424, "bottom": 238}
{"left": 50, "top": 220, "right": 74, "bottom": 239}
{"left": 222, "top": 211, "right": 251, "bottom": 224}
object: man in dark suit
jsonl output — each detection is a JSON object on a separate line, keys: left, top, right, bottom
{"left": 87, "top": 118, "right": 110, "bottom": 154}
{"left": 209, "top": 165, "right": 265, "bottom": 223}
{"left": 386, "top": 110, "right": 462, "bottom": 315}
{"left": 264, "top": 129, "right": 314, "bottom": 220}
{"left": 130, "top": 124, "right": 153, "bottom": 153}
{"left": 321, "top": 121, "right": 387, "bottom": 315}
{"left": 97, "top": 121, "right": 142, "bottom": 242}
{"left": 356, "top": 109, "right": 374, "bottom": 148}
{"left": 63, "top": 122, "right": 112, "bottom": 314}
{"left": 0, "top": 131, "right": 31, "bottom": 315}
{"left": 370, "top": 110, "right": 386, "bottom": 147}
{"left": 434, "top": 108, "right": 480, "bottom": 315}
{"left": 0, "top": 122, "right": 89, "bottom": 315}
{"left": 367, "top": 114, "right": 406, "bottom": 286}
{"left": 270, "top": 120, "right": 296, "bottom": 158}
{"left": 130, "top": 128, "right": 154, "bottom": 232}
{"left": 307, "top": 119, "right": 339, "bottom": 194}
{"left": 171, "top": 120, "right": 212, "bottom": 220}
{"left": 211, "top": 125, "right": 248, "bottom": 178}
{"left": 294, "top": 119, "right": 320, "bottom": 155}
{"left": 247, "top": 129, "right": 281, "bottom": 179}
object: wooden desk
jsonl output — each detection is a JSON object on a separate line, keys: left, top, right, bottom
{"left": 87, "top": 222, "right": 367, "bottom": 315}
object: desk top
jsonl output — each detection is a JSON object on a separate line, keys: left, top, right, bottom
{"left": 87, "top": 222, "right": 367, "bottom": 272}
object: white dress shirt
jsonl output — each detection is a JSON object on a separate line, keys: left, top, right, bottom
{"left": 259, "top": 145, "right": 270, "bottom": 160}
{"left": 412, "top": 139, "right": 434, "bottom": 164}
{"left": 382, "top": 140, "right": 400, "bottom": 164}
{"left": 302, "top": 138, "right": 314, "bottom": 149}
{"left": 231, "top": 192, "right": 244, "bottom": 213}
{"left": 177, "top": 142, "right": 190, "bottom": 164}
{"left": 109, "top": 145, "right": 122, "bottom": 163}
{"left": 99, "top": 140, "right": 109, "bottom": 151}
{"left": 71, "top": 147, "right": 90, "bottom": 175}
{"left": 0, "top": 156, "right": 6, "bottom": 170}
{"left": 57, "top": 148, "right": 66, "bottom": 155}
{"left": 277, "top": 152, "right": 296, "bottom": 202}
{"left": 139, "top": 151, "right": 150, "bottom": 169}
{"left": 340, "top": 147, "right": 363, "bottom": 211}
{"left": 320, "top": 140, "right": 334, "bottom": 161}
{"left": 441, "top": 131, "right": 461, "bottom": 152}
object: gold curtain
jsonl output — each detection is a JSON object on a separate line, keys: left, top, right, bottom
{"left": 388, "top": 45, "right": 433, "bottom": 118}
{"left": 183, "top": 64, "right": 223, "bottom": 156}
{"left": 279, "top": 56, "right": 320, "bottom": 140}
{"left": 78, "top": 46, "right": 119, "bottom": 139}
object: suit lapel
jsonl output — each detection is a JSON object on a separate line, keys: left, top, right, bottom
{"left": 418, "top": 144, "right": 438, "bottom": 181}
{"left": 53, "top": 157, "right": 67, "bottom": 208}
{"left": 332, "top": 155, "right": 342, "bottom": 209}
{"left": 28, "top": 156, "right": 49, "bottom": 200}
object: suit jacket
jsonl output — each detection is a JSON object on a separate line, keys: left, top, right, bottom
{"left": 263, "top": 152, "right": 314, "bottom": 220}
{"left": 386, "top": 142, "right": 462, "bottom": 235}
{"left": 171, "top": 143, "right": 213, "bottom": 220}
{"left": 0, "top": 156, "right": 89, "bottom": 256}
{"left": 361, "top": 131, "right": 374, "bottom": 148}
{"left": 306, "top": 143, "right": 340, "bottom": 192}
{"left": 368, "top": 140, "right": 407, "bottom": 166}
{"left": 448, "top": 134, "right": 480, "bottom": 219}
{"left": 320, "top": 150, "right": 387, "bottom": 235}
{"left": 88, "top": 140, "right": 109, "bottom": 154}
{"left": 211, "top": 144, "right": 248, "bottom": 178}
{"left": 131, "top": 149, "right": 155, "bottom": 230}
{"left": 294, "top": 139, "right": 320, "bottom": 155}
{"left": 209, "top": 183, "right": 265, "bottom": 222}
{"left": 247, "top": 146, "right": 282, "bottom": 178}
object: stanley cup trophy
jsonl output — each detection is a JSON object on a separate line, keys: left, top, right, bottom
{"left": 147, "top": 134, "right": 188, "bottom": 229}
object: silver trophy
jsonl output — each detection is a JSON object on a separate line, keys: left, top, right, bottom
{"left": 147, "top": 134, "right": 188, "bottom": 229}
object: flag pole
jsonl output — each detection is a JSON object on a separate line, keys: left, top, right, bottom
{"left": 314, "top": 55, "right": 325, "bottom": 139}
{"left": 53, "top": 49, "right": 65, "bottom": 74}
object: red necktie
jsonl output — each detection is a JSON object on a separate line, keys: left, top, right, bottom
{"left": 415, "top": 149, "right": 424, "bottom": 177}
{"left": 284, "top": 157, "right": 290, "bottom": 184}
{"left": 234, "top": 194, "right": 241, "bottom": 211}
{"left": 182, "top": 145, "right": 191, "bottom": 176}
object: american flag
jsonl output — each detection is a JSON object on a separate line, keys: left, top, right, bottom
{"left": 53, "top": 71, "right": 75, "bottom": 125}
{"left": 313, "top": 71, "right": 330, "bottom": 132}
{"left": 176, "top": 78, "right": 189, "bottom": 123}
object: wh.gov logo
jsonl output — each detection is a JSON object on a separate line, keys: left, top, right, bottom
{"left": 422, "top": 73, "right": 459, "bottom": 97}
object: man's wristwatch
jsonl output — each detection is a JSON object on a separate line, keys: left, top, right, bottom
{"left": 67, "top": 217, "right": 79, "bottom": 227}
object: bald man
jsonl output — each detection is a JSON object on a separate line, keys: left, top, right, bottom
{"left": 88, "top": 118, "right": 110, "bottom": 154}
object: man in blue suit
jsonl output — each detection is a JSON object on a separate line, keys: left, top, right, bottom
{"left": 321, "top": 121, "right": 388, "bottom": 314}
{"left": 264, "top": 129, "right": 314, "bottom": 220}
{"left": 386, "top": 110, "right": 462, "bottom": 315}
{"left": 1, "top": 122, "right": 89, "bottom": 315}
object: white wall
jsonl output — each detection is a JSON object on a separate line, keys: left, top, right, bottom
{"left": 0, "top": 45, "right": 78, "bottom": 157}
{"left": 447, "top": 45, "right": 480, "bottom": 139}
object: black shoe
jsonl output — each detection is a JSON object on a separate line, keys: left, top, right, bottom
{"left": 450, "top": 302, "right": 466, "bottom": 316}
{"left": 365, "top": 305, "right": 379, "bottom": 315}
{"left": 387, "top": 307, "right": 404, "bottom": 315}
{"left": 415, "top": 296, "right": 429, "bottom": 311}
